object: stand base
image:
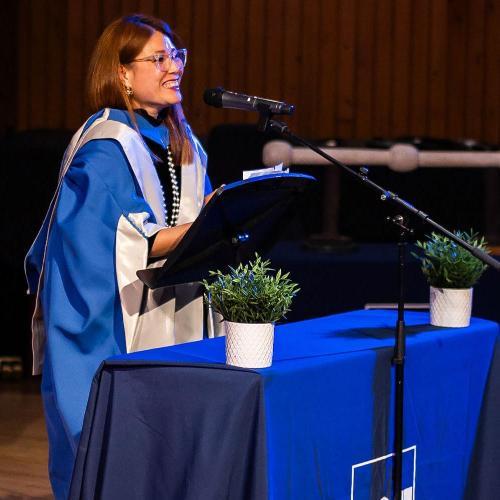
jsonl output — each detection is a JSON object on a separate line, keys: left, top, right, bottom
{"left": 303, "top": 234, "right": 357, "bottom": 254}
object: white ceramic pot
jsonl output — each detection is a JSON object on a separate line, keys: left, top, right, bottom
{"left": 225, "top": 321, "right": 275, "bottom": 368}
{"left": 430, "top": 286, "right": 473, "bottom": 328}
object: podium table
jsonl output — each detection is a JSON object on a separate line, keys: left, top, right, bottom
{"left": 70, "top": 311, "right": 500, "bottom": 499}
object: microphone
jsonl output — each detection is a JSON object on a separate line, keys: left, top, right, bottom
{"left": 203, "top": 87, "right": 295, "bottom": 115}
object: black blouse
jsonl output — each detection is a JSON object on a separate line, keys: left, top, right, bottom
{"left": 135, "top": 109, "right": 182, "bottom": 227}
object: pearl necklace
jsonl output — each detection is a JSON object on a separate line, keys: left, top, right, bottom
{"left": 166, "top": 145, "right": 180, "bottom": 227}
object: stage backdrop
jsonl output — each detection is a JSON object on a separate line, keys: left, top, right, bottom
{"left": 3, "top": 0, "right": 499, "bottom": 143}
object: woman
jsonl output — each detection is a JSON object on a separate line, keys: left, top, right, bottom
{"left": 25, "top": 14, "right": 213, "bottom": 498}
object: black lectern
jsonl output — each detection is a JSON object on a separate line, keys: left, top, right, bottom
{"left": 137, "top": 173, "right": 315, "bottom": 289}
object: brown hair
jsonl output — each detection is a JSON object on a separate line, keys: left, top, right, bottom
{"left": 87, "top": 14, "right": 193, "bottom": 164}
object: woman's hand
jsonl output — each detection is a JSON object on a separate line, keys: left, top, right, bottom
{"left": 150, "top": 185, "right": 225, "bottom": 258}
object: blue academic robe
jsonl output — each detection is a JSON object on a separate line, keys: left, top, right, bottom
{"left": 25, "top": 108, "right": 210, "bottom": 499}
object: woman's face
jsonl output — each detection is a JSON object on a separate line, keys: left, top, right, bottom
{"left": 121, "top": 30, "right": 184, "bottom": 117}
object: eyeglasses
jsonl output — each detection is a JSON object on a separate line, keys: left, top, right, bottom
{"left": 131, "top": 48, "right": 188, "bottom": 71}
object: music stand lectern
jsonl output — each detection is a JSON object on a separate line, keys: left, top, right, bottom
{"left": 137, "top": 173, "right": 316, "bottom": 289}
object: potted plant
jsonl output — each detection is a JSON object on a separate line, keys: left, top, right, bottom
{"left": 202, "top": 254, "right": 299, "bottom": 368}
{"left": 412, "top": 230, "right": 489, "bottom": 327}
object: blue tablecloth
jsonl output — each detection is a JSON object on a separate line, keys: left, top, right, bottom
{"left": 70, "top": 310, "right": 500, "bottom": 499}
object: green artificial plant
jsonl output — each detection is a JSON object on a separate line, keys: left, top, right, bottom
{"left": 202, "top": 254, "right": 299, "bottom": 323}
{"left": 412, "top": 230, "right": 489, "bottom": 289}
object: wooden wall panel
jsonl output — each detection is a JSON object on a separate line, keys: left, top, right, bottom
{"left": 263, "top": 1, "right": 284, "bottom": 103}
{"left": 65, "top": 0, "right": 85, "bottom": 129}
{"left": 226, "top": 0, "right": 249, "bottom": 124}
{"left": 446, "top": 0, "right": 467, "bottom": 138}
{"left": 483, "top": 0, "right": 500, "bottom": 144}
{"left": 391, "top": 0, "right": 411, "bottom": 136}
{"left": 138, "top": 0, "right": 156, "bottom": 14}
{"left": 46, "top": 0, "right": 67, "bottom": 128}
{"left": 300, "top": 0, "right": 321, "bottom": 138}
{"left": 336, "top": 0, "right": 356, "bottom": 139}
{"left": 206, "top": 0, "right": 229, "bottom": 126}
{"left": 355, "top": 0, "right": 375, "bottom": 138}
{"left": 1, "top": 1, "right": 18, "bottom": 132}
{"left": 16, "top": 0, "right": 31, "bottom": 130}
{"left": 8, "top": 0, "right": 500, "bottom": 144}
{"left": 281, "top": 0, "right": 302, "bottom": 133}
{"left": 29, "top": 0, "right": 48, "bottom": 129}
{"left": 172, "top": 0, "right": 193, "bottom": 116}
{"left": 246, "top": 0, "right": 266, "bottom": 99}
{"left": 372, "top": 0, "right": 392, "bottom": 138}
{"left": 410, "top": 0, "right": 430, "bottom": 136}
{"left": 465, "top": 0, "right": 486, "bottom": 139}
{"left": 102, "top": 0, "right": 121, "bottom": 27}
{"left": 428, "top": 0, "right": 448, "bottom": 137}
{"left": 316, "top": 0, "right": 337, "bottom": 140}
{"left": 156, "top": 0, "right": 174, "bottom": 23}
{"left": 188, "top": 0, "right": 210, "bottom": 123}
{"left": 121, "top": 0, "right": 139, "bottom": 14}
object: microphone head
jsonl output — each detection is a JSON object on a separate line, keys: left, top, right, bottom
{"left": 203, "top": 87, "right": 224, "bottom": 108}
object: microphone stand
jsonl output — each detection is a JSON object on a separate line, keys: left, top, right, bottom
{"left": 256, "top": 106, "right": 500, "bottom": 499}
{"left": 388, "top": 214, "right": 412, "bottom": 499}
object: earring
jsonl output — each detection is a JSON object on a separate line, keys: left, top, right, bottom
{"left": 125, "top": 85, "right": 133, "bottom": 96}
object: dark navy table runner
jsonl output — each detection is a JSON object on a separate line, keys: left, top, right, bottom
{"left": 70, "top": 310, "right": 500, "bottom": 499}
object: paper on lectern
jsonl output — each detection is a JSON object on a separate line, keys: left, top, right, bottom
{"left": 242, "top": 163, "right": 289, "bottom": 180}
